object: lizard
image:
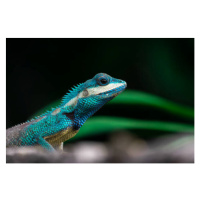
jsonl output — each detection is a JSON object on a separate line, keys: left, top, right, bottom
{"left": 6, "top": 73, "right": 127, "bottom": 152}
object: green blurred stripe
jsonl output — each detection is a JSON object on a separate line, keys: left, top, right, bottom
{"left": 109, "top": 90, "right": 194, "bottom": 119}
{"left": 70, "top": 116, "right": 194, "bottom": 140}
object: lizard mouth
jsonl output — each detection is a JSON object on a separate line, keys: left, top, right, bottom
{"left": 97, "top": 82, "right": 127, "bottom": 97}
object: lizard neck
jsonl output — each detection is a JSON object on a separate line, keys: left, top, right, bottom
{"left": 73, "top": 101, "right": 107, "bottom": 130}
{"left": 73, "top": 108, "right": 97, "bottom": 130}
{"left": 62, "top": 107, "right": 96, "bottom": 131}
{"left": 62, "top": 94, "right": 113, "bottom": 130}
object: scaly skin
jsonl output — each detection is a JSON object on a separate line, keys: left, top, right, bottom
{"left": 6, "top": 73, "right": 127, "bottom": 151}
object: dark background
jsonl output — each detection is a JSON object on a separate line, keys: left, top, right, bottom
{"left": 6, "top": 38, "right": 194, "bottom": 140}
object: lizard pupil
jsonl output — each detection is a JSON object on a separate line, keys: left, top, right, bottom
{"left": 100, "top": 78, "right": 107, "bottom": 85}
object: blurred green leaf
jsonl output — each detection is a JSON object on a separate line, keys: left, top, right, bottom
{"left": 109, "top": 90, "right": 194, "bottom": 119}
{"left": 68, "top": 116, "right": 194, "bottom": 141}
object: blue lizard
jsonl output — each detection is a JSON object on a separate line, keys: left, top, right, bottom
{"left": 6, "top": 73, "right": 127, "bottom": 151}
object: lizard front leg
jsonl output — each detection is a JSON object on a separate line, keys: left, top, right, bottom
{"left": 52, "top": 142, "right": 63, "bottom": 151}
{"left": 36, "top": 137, "right": 55, "bottom": 152}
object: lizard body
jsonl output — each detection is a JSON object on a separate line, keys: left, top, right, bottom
{"left": 6, "top": 73, "right": 127, "bottom": 151}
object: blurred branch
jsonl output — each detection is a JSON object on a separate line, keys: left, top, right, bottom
{"left": 7, "top": 133, "right": 194, "bottom": 163}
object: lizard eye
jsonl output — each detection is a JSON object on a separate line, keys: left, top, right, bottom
{"left": 98, "top": 77, "right": 109, "bottom": 86}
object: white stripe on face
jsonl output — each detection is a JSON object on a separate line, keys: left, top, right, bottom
{"left": 87, "top": 83, "right": 124, "bottom": 95}
{"left": 64, "top": 82, "right": 125, "bottom": 107}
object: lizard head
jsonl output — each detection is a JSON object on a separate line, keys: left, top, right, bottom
{"left": 62, "top": 73, "right": 127, "bottom": 121}
{"left": 82, "top": 73, "right": 127, "bottom": 99}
